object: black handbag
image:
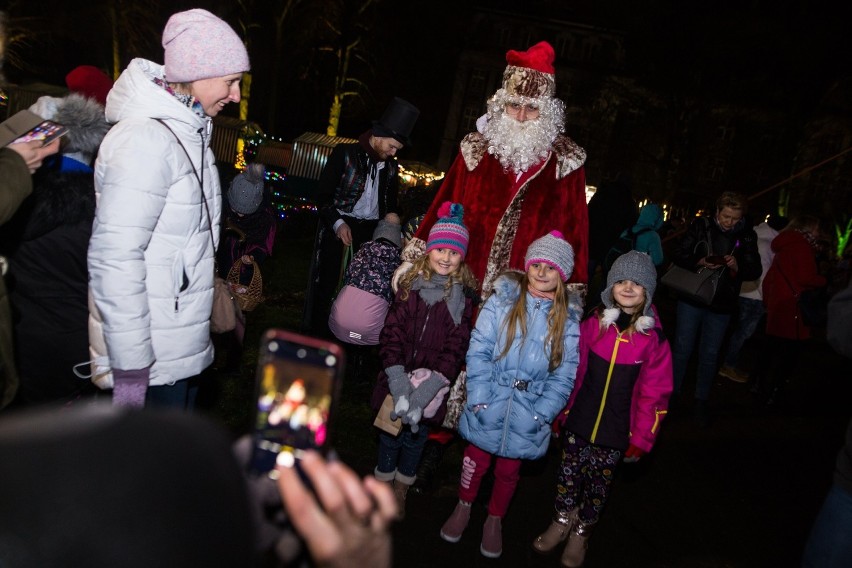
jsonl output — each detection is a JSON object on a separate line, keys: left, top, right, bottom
{"left": 661, "top": 265, "right": 724, "bottom": 305}
{"left": 661, "top": 218, "right": 724, "bottom": 305}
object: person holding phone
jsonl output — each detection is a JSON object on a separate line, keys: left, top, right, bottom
{"left": 2, "top": 93, "right": 110, "bottom": 407}
{"left": 0, "top": 138, "right": 61, "bottom": 409}
{"left": 668, "top": 191, "right": 761, "bottom": 426}
{"left": 0, "top": 404, "right": 395, "bottom": 568}
{"left": 87, "top": 9, "right": 250, "bottom": 409}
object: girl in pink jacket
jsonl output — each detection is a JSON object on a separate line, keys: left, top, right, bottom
{"left": 532, "top": 251, "right": 673, "bottom": 567}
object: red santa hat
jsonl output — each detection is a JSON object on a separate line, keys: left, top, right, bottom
{"left": 501, "top": 41, "right": 556, "bottom": 99}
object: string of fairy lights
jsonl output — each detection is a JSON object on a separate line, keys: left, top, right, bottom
{"left": 231, "top": 125, "right": 445, "bottom": 221}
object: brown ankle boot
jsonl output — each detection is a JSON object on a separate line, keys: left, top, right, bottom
{"left": 532, "top": 514, "right": 576, "bottom": 553}
{"left": 561, "top": 522, "right": 592, "bottom": 568}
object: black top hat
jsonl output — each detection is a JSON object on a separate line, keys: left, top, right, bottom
{"left": 372, "top": 97, "right": 420, "bottom": 146}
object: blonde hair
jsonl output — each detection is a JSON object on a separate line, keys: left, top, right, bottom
{"left": 497, "top": 272, "right": 570, "bottom": 372}
{"left": 398, "top": 254, "right": 477, "bottom": 301}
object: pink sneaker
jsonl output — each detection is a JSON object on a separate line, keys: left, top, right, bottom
{"left": 480, "top": 515, "right": 502, "bottom": 558}
{"left": 439, "top": 501, "right": 471, "bottom": 543}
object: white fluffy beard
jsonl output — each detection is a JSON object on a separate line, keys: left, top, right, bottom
{"left": 482, "top": 110, "right": 561, "bottom": 174}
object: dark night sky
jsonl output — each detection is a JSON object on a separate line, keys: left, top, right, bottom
{"left": 3, "top": 0, "right": 849, "bottom": 166}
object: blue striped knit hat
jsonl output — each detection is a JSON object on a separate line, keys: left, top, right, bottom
{"left": 426, "top": 202, "right": 469, "bottom": 259}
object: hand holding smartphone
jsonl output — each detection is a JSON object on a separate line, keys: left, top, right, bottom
{"left": 0, "top": 110, "right": 68, "bottom": 147}
{"left": 705, "top": 255, "right": 727, "bottom": 266}
{"left": 248, "top": 330, "right": 344, "bottom": 477}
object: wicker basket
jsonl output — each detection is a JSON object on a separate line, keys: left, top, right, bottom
{"left": 226, "top": 258, "right": 264, "bottom": 312}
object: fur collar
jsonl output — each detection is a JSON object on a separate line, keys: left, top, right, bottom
{"left": 600, "top": 307, "right": 655, "bottom": 334}
{"left": 459, "top": 132, "right": 586, "bottom": 179}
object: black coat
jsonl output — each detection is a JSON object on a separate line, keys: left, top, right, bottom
{"left": 671, "top": 216, "right": 761, "bottom": 313}
{"left": 2, "top": 168, "right": 95, "bottom": 403}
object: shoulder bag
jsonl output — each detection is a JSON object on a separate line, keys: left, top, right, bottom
{"left": 660, "top": 218, "right": 724, "bottom": 305}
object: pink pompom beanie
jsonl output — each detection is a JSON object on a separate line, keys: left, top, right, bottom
{"left": 162, "top": 9, "right": 250, "bottom": 83}
{"left": 524, "top": 230, "right": 575, "bottom": 282}
{"left": 426, "top": 202, "right": 469, "bottom": 259}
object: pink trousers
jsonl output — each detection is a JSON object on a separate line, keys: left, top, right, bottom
{"left": 458, "top": 443, "right": 522, "bottom": 517}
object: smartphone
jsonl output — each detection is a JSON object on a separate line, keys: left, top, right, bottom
{"left": 248, "top": 329, "right": 344, "bottom": 477}
{"left": 705, "top": 255, "right": 727, "bottom": 265}
{"left": 11, "top": 120, "right": 68, "bottom": 146}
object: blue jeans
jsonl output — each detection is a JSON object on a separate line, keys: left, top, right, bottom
{"left": 802, "top": 484, "right": 852, "bottom": 567}
{"left": 147, "top": 376, "right": 199, "bottom": 410}
{"left": 377, "top": 426, "right": 430, "bottom": 478}
{"left": 723, "top": 297, "right": 765, "bottom": 368}
{"left": 672, "top": 301, "right": 731, "bottom": 401}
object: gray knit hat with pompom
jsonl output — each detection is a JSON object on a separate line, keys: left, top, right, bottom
{"left": 601, "top": 250, "right": 657, "bottom": 317}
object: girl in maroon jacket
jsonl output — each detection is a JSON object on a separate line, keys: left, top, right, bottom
{"left": 370, "top": 202, "right": 478, "bottom": 518}
{"left": 533, "top": 251, "right": 673, "bottom": 567}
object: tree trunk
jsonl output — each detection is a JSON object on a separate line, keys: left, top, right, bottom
{"left": 327, "top": 94, "right": 341, "bottom": 137}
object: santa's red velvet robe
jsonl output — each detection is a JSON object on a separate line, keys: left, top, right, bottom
{"left": 413, "top": 132, "right": 588, "bottom": 297}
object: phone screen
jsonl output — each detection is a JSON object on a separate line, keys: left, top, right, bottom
{"left": 248, "top": 330, "right": 344, "bottom": 476}
{"left": 11, "top": 120, "right": 68, "bottom": 146}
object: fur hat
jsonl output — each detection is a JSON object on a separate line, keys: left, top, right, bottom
{"left": 65, "top": 65, "right": 113, "bottom": 107}
{"left": 525, "top": 230, "right": 574, "bottom": 282}
{"left": 426, "top": 201, "right": 469, "bottom": 259}
{"left": 372, "top": 97, "right": 420, "bottom": 146}
{"left": 373, "top": 218, "right": 402, "bottom": 248}
{"left": 162, "top": 9, "right": 250, "bottom": 83}
{"left": 501, "top": 41, "right": 556, "bottom": 99}
{"left": 228, "top": 163, "right": 265, "bottom": 215}
{"left": 601, "top": 250, "right": 657, "bottom": 322}
{"left": 29, "top": 93, "right": 110, "bottom": 165}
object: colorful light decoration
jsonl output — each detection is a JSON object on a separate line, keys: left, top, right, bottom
{"left": 398, "top": 164, "right": 444, "bottom": 186}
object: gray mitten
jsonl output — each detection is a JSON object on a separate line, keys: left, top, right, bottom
{"left": 385, "top": 365, "right": 412, "bottom": 420}
{"left": 402, "top": 371, "right": 448, "bottom": 433}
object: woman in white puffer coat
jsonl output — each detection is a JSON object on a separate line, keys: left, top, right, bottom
{"left": 87, "top": 9, "right": 250, "bottom": 408}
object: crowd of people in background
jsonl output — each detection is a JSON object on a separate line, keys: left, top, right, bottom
{"left": 0, "top": 11, "right": 850, "bottom": 567}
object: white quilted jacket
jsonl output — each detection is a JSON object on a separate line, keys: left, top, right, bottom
{"left": 87, "top": 58, "right": 222, "bottom": 388}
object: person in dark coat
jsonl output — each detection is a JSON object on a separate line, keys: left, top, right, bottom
{"left": 1, "top": 93, "right": 110, "bottom": 406}
{"left": 586, "top": 173, "right": 637, "bottom": 283}
{"left": 307, "top": 97, "right": 419, "bottom": 337}
{"left": 370, "top": 202, "right": 477, "bottom": 519}
{"left": 0, "top": 139, "right": 61, "bottom": 409}
{"left": 668, "top": 191, "right": 761, "bottom": 425}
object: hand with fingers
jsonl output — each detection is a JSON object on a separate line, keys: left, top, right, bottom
{"left": 276, "top": 451, "right": 395, "bottom": 568}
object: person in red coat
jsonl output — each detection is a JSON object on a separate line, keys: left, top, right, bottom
{"left": 392, "top": 40, "right": 589, "bottom": 492}
{"left": 759, "top": 215, "right": 827, "bottom": 405}
{"left": 396, "top": 40, "right": 588, "bottom": 300}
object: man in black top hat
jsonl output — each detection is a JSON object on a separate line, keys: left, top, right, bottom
{"left": 307, "top": 97, "right": 419, "bottom": 337}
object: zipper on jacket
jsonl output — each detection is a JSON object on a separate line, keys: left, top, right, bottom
{"left": 590, "top": 332, "right": 628, "bottom": 442}
{"left": 411, "top": 305, "right": 432, "bottom": 361}
{"left": 500, "top": 298, "right": 542, "bottom": 455}
{"left": 651, "top": 408, "right": 667, "bottom": 434}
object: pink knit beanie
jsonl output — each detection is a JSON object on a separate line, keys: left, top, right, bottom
{"left": 426, "top": 202, "right": 469, "bottom": 259}
{"left": 162, "top": 9, "right": 250, "bottom": 83}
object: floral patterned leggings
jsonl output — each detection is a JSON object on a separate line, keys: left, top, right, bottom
{"left": 554, "top": 431, "right": 622, "bottom": 526}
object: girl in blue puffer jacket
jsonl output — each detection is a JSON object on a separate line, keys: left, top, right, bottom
{"left": 439, "top": 231, "right": 581, "bottom": 559}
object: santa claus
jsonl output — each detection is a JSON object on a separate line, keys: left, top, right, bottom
{"left": 397, "top": 40, "right": 588, "bottom": 299}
